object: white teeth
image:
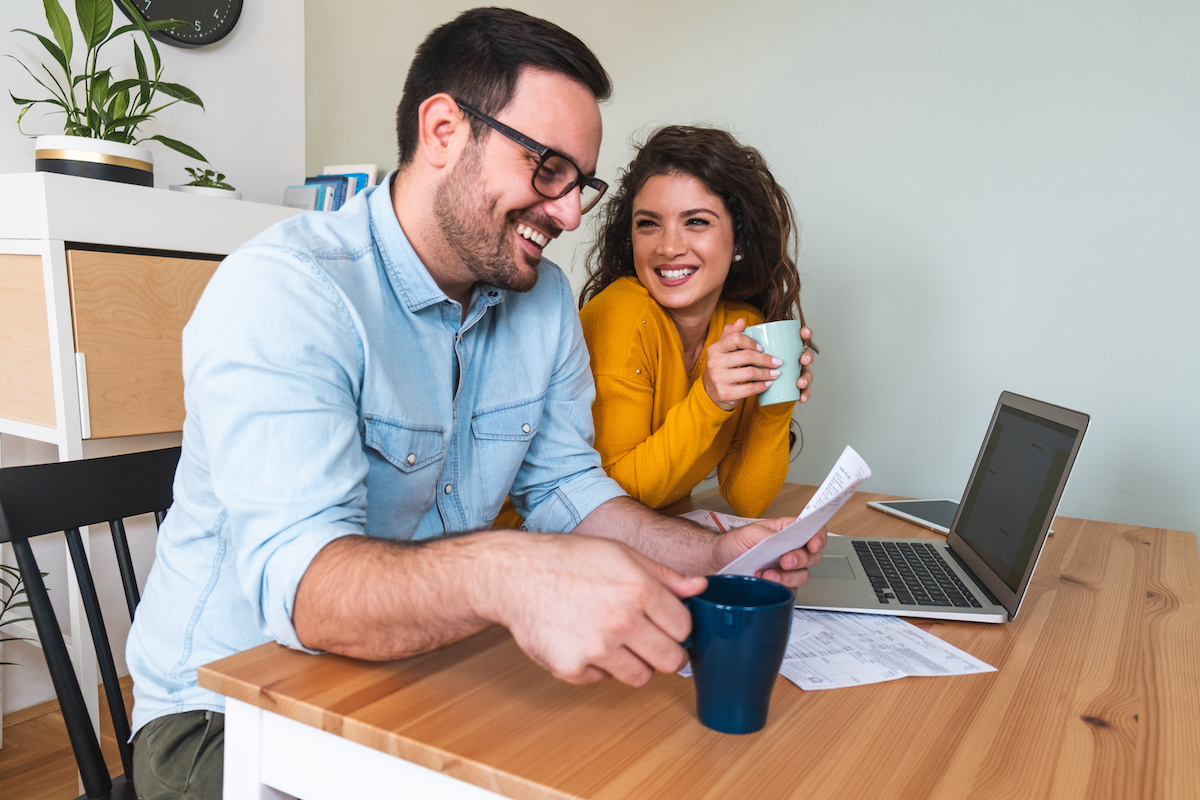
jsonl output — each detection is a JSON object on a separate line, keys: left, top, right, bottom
{"left": 658, "top": 267, "right": 697, "bottom": 281}
{"left": 516, "top": 224, "right": 549, "bottom": 248}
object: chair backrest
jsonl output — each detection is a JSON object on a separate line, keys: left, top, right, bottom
{"left": 0, "top": 447, "right": 180, "bottom": 800}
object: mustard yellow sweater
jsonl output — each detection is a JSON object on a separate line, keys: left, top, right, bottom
{"left": 580, "top": 276, "right": 794, "bottom": 517}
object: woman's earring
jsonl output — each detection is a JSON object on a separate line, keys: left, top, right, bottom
{"left": 733, "top": 253, "right": 743, "bottom": 262}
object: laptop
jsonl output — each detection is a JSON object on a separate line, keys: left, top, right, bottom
{"left": 793, "top": 392, "right": 1089, "bottom": 623}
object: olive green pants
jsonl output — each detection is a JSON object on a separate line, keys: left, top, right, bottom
{"left": 132, "top": 710, "right": 224, "bottom": 800}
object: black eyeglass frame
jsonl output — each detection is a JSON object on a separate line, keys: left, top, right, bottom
{"left": 455, "top": 99, "right": 608, "bottom": 214}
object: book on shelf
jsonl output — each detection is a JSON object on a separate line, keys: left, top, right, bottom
{"left": 315, "top": 183, "right": 334, "bottom": 210}
{"left": 304, "top": 174, "right": 350, "bottom": 211}
{"left": 323, "top": 163, "right": 378, "bottom": 190}
{"left": 283, "top": 184, "right": 320, "bottom": 210}
{"left": 320, "top": 171, "right": 370, "bottom": 198}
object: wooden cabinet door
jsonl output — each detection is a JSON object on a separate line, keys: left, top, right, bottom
{"left": 68, "top": 250, "right": 220, "bottom": 438}
{"left": 0, "top": 254, "right": 56, "bottom": 428}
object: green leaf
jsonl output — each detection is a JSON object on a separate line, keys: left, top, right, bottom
{"left": 131, "top": 44, "right": 149, "bottom": 108}
{"left": 41, "top": 0, "right": 74, "bottom": 64}
{"left": 154, "top": 82, "right": 203, "bottom": 109}
{"left": 132, "top": 42, "right": 148, "bottom": 82}
{"left": 108, "top": 78, "right": 142, "bottom": 95}
{"left": 149, "top": 33, "right": 163, "bottom": 80}
{"left": 76, "top": 0, "right": 113, "bottom": 51}
{"left": 13, "top": 29, "right": 69, "bottom": 76}
{"left": 108, "top": 111, "right": 152, "bottom": 128}
{"left": 111, "top": 92, "right": 132, "bottom": 126}
{"left": 104, "top": 23, "right": 139, "bottom": 44}
{"left": 89, "top": 71, "right": 110, "bottom": 108}
{"left": 144, "top": 134, "right": 207, "bottom": 163}
{"left": 106, "top": 94, "right": 125, "bottom": 123}
{"left": 5, "top": 55, "right": 71, "bottom": 108}
{"left": 10, "top": 92, "right": 48, "bottom": 107}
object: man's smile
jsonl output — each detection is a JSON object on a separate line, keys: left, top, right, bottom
{"left": 516, "top": 222, "right": 550, "bottom": 249}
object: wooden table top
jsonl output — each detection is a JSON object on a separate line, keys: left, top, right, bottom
{"left": 199, "top": 485, "right": 1200, "bottom": 799}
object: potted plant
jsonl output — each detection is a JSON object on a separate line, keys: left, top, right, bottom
{"left": 1, "top": 561, "right": 41, "bottom": 749}
{"left": 0, "top": 563, "right": 35, "bottom": 668}
{"left": 171, "top": 166, "right": 241, "bottom": 200}
{"left": 5, "top": 0, "right": 207, "bottom": 186}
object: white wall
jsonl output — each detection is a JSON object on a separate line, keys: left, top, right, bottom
{"left": 307, "top": 1, "right": 1200, "bottom": 536}
{"left": 0, "top": 0, "right": 305, "bottom": 202}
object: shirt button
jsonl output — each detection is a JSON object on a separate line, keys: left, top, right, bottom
{"left": 407, "top": 454, "right": 416, "bottom": 465}
{"left": 444, "top": 484, "right": 453, "bottom": 494}
{"left": 522, "top": 423, "right": 531, "bottom": 433}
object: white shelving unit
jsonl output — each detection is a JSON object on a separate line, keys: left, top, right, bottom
{"left": 0, "top": 171, "right": 300, "bottom": 742}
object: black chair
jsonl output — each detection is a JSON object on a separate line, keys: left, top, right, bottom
{"left": 0, "top": 447, "right": 180, "bottom": 800}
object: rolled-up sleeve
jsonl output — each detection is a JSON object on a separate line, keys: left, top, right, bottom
{"left": 183, "top": 245, "right": 367, "bottom": 649}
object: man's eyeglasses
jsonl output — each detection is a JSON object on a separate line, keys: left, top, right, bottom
{"left": 455, "top": 100, "right": 607, "bottom": 215}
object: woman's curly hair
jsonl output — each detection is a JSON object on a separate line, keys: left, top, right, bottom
{"left": 580, "top": 125, "right": 812, "bottom": 339}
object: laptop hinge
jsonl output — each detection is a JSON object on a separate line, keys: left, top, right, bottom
{"left": 946, "top": 546, "right": 1003, "bottom": 607}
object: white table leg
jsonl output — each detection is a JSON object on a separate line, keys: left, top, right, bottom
{"left": 224, "top": 698, "right": 293, "bottom": 800}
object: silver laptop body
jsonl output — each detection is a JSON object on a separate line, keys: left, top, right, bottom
{"left": 793, "top": 392, "right": 1089, "bottom": 623}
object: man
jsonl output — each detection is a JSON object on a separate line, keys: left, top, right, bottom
{"left": 128, "top": 8, "right": 824, "bottom": 798}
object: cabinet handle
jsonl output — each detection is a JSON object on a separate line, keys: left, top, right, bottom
{"left": 75, "top": 352, "right": 91, "bottom": 440}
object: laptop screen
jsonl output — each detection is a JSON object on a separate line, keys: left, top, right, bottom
{"left": 954, "top": 404, "right": 1080, "bottom": 592}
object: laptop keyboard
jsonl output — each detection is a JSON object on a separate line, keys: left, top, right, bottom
{"left": 853, "top": 540, "right": 984, "bottom": 608}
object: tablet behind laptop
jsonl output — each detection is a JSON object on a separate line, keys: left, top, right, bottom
{"left": 865, "top": 498, "right": 958, "bottom": 535}
{"left": 793, "top": 392, "right": 1089, "bottom": 623}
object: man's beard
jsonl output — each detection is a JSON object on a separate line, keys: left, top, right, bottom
{"left": 433, "top": 143, "right": 557, "bottom": 294}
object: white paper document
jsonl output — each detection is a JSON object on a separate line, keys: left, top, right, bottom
{"left": 677, "top": 509, "right": 757, "bottom": 533}
{"left": 717, "top": 445, "right": 872, "bottom": 576}
{"left": 779, "top": 610, "right": 997, "bottom": 690}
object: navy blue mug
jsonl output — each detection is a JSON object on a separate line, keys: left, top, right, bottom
{"left": 684, "top": 575, "right": 794, "bottom": 734}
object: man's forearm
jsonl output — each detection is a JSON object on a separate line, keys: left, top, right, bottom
{"left": 571, "top": 496, "right": 722, "bottom": 576}
{"left": 292, "top": 532, "right": 520, "bottom": 660}
{"left": 291, "top": 523, "right": 708, "bottom": 686}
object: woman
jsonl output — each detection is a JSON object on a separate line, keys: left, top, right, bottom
{"left": 578, "top": 125, "right": 814, "bottom": 517}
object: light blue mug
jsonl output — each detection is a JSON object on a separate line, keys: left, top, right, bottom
{"left": 743, "top": 319, "right": 803, "bottom": 406}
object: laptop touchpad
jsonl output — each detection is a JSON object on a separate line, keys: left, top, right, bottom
{"left": 809, "top": 555, "right": 855, "bottom": 580}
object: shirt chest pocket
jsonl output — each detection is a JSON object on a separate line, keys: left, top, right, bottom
{"left": 470, "top": 395, "right": 543, "bottom": 518}
{"left": 471, "top": 397, "right": 542, "bottom": 442}
{"left": 363, "top": 415, "right": 446, "bottom": 472}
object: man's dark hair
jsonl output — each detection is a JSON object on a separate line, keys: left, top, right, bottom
{"left": 395, "top": 7, "right": 611, "bottom": 167}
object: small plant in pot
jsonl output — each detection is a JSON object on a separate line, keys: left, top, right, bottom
{"left": 171, "top": 166, "right": 241, "bottom": 200}
{"left": 5, "top": 0, "right": 207, "bottom": 186}
{"left": 1, "top": 564, "right": 36, "bottom": 668}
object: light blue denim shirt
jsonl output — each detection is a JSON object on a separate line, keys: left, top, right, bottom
{"left": 126, "top": 175, "right": 624, "bottom": 732}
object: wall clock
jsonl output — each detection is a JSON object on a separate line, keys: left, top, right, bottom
{"left": 118, "top": 0, "right": 244, "bottom": 48}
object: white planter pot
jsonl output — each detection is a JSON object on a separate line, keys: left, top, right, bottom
{"left": 169, "top": 184, "right": 242, "bottom": 201}
{"left": 34, "top": 135, "right": 154, "bottom": 187}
